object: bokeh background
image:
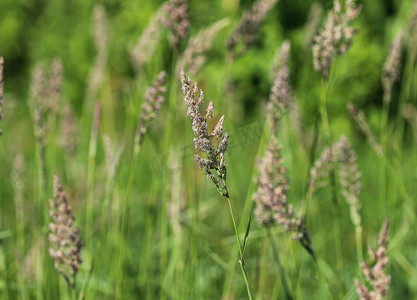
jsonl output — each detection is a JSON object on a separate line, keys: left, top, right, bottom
{"left": 0, "top": 0, "right": 416, "bottom": 299}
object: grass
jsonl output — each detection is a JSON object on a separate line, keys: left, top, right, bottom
{"left": 1, "top": 0, "right": 417, "bottom": 299}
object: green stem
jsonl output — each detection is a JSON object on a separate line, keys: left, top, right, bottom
{"left": 330, "top": 171, "right": 343, "bottom": 288}
{"left": 354, "top": 224, "right": 363, "bottom": 264}
{"left": 160, "top": 51, "right": 179, "bottom": 300}
{"left": 222, "top": 114, "right": 273, "bottom": 298}
{"left": 320, "top": 80, "right": 330, "bottom": 142}
{"left": 267, "top": 230, "right": 292, "bottom": 300}
{"left": 86, "top": 102, "right": 101, "bottom": 250}
{"left": 35, "top": 144, "right": 46, "bottom": 300}
{"left": 378, "top": 93, "right": 390, "bottom": 221}
{"left": 71, "top": 288, "right": 77, "bottom": 300}
{"left": 226, "top": 196, "right": 253, "bottom": 300}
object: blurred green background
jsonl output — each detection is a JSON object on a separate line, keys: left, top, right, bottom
{"left": 0, "top": 0, "right": 416, "bottom": 299}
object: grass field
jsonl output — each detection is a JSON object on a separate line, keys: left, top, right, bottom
{"left": 1, "top": 0, "right": 417, "bottom": 299}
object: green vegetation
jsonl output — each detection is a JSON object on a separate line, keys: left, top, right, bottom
{"left": 0, "top": 0, "right": 416, "bottom": 299}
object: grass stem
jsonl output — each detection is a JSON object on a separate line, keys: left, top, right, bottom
{"left": 226, "top": 196, "right": 253, "bottom": 300}
{"left": 267, "top": 229, "right": 293, "bottom": 300}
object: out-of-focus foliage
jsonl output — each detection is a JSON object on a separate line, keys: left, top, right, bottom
{"left": 1, "top": 0, "right": 417, "bottom": 299}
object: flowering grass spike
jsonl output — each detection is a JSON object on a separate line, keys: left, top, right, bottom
{"left": 49, "top": 176, "right": 82, "bottom": 289}
{"left": 0, "top": 56, "right": 3, "bottom": 137}
{"left": 313, "top": 0, "right": 361, "bottom": 80}
{"left": 137, "top": 71, "right": 167, "bottom": 144}
{"left": 355, "top": 219, "right": 390, "bottom": 300}
{"left": 180, "top": 70, "right": 229, "bottom": 197}
{"left": 254, "top": 136, "right": 314, "bottom": 257}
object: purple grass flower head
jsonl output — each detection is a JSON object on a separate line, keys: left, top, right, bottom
{"left": 59, "top": 104, "right": 78, "bottom": 156}
{"left": 131, "top": 6, "right": 165, "bottom": 71}
{"left": 338, "top": 136, "right": 362, "bottom": 226}
{"left": 347, "top": 103, "right": 383, "bottom": 157}
{"left": 136, "top": 71, "right": 167, "bottom": 144}
{"left": 163, "top": 0, "right": 189, "bottom": 51}
{"left": 269, "top": 41, "right": 293, "bottom": 126}
{"left": 382, "top": 31, "right": 404, "bottom": 103}
{"left": 313, "top": 0, "right": 361, "bottom": 80}
{"left": 178, "top": 19, "right": 229, "bottom": 76}
{"left": 49, "top": 176, "right": 82, "bottom": 289}
{"left": 86, "top": 4, "right": 109, "bottom": 101}
{"left": 181, "top": 70, "right": 229, "bottom": 197}
{"left": 227, "top": 0, "right": 279, "bottom": 60}
{"left": 355, "top": 219, "right": 390, "bottom": 300}
{"left": 29, "top": 58, "right": 63, "bottom": 146}
{"left": 253, "top": 137, "right": 314, "bottom": 257}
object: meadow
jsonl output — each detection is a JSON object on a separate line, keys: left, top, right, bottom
{"left": 0, "top": 0, "right": 416, "bottom": 299}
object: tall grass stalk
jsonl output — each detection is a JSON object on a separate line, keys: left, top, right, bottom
{"left": 379, "top": 31, "right": 404, "bottom": 222}
{"left": 158, "top": 55, "right": 180, "bottom": 300}
{"left": 115, "top": 138, "right": 141, "bottom": 299}
{"left": 86, "top": 102, "right": 101, "bottom": 252}
{"left": 226, "top": 195, "right": 253, "bottom": 300}
{"left": 181, "top": 71, "right": 254, "bottom": 299}
{"left": 267, "top": 230, "right": 292, "bottom": 300}
{"left": 222, "top": 115, "right": 273, "bottom": 298}
{"left": 116, "top": 70, "right": 166, "bottom": 298}
{"left": 319, "top": 80, "right": 331, "bottom": 141}
{"left": 12, "top": 154, "right": 29, "bottom": 300}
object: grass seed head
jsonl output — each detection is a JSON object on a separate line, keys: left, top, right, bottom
{"left": 86, "top": 4, "right": 109, "bottom": 101}
{"left": 355, "top": 219, "right": 390, "bottom": 300}
{"left": 181, "top": 71, "right": 229, "bottom": 197}
{"left": 253, "top": 137, "right": 314, "bottom": 256}
{"left": 312, "top": 0, "right": 361, "bottom": 80}
{"left": 59, "top": 104, "right": 78, "bottom": 156}
{"left": 102, "top": 134, "right": 124, "bottom": 179}
{"left": 269, "top": 41, "right": 293, "bottom": 126}
{"left": 178, "top": 19, "right": 229, "bottom": 76}
{"left": 382, "top": 30, "right": 404, "bottom": 102}
{"left": 131, "top": 6, "right": 165, "bottom": 70}
{"left": 347, "top": 103, "right": 383, "bottom": 157}
{"left": 49, "top": 175, "right": 82, "bottom": 289}
{"left": 338, "top": 136, "right": 362, "bottom": 226}
{"left": 137, "top": 71, "right": 167, "bottom": 144}
{"left": 163, "top": 0, "right": 189, "bottom": 51}
{"left": 227, "top": 0, "right": 279, "bottom": 60}
{"left": 303, "top": 3, "right": 323, "bottom": 49}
